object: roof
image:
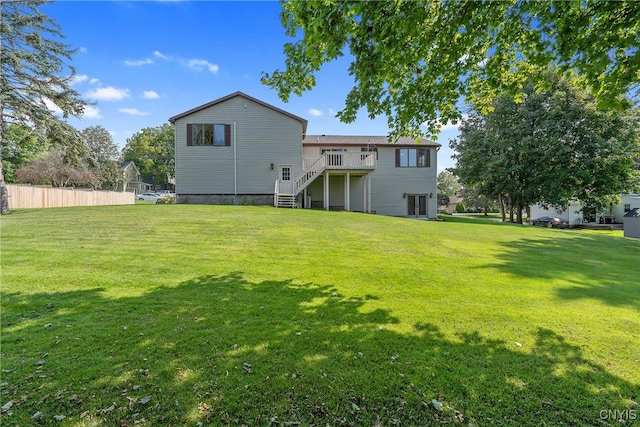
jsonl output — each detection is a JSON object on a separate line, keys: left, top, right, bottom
{"left": 168, "top": 91, "right": 308, "bottom": 136}
{"left": 303, "top": 135, "right": 440, "bottom": 148}
{"left": 624, "top": 208, "right": 640, "bottom": 218}
{"left": 119, "top": 160, "right": 138, "bottom": 172}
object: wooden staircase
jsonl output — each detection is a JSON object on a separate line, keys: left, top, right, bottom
{"left": 275, "top": 194, "right": 296, "bottom": 208}
{"left": 273, "top": 152, "right": 376, "bottom": 208}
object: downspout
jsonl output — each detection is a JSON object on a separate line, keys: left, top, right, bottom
{"left": 233, "top": 122, "right": 237, "bottom": 196}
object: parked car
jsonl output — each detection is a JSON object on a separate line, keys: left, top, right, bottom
{"left": 137, "top": 192, "right": 162, "bottom": 201}
{"left": 531, "top": 216, "right": 564, "bottom": 228}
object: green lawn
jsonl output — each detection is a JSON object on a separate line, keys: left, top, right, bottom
{"left": 1, "top": 205, "right": 638, "bottom": 426}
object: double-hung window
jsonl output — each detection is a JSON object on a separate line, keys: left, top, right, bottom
{"left": 186, "top": 123, "right": 231, "bottom": 146}
{"left": 395, "top": 148, "right": 430, "bottom": 167}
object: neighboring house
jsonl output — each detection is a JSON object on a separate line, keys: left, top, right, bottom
{"left": 169, "top": 91, "right": 440, "bottom": 218}
{"left": 530, "top": 194, "right": 640, "bottom": 225}
{"left": 441, "top": 195, "right": 463, "bottom": 214}
{"left": 117, "top": 160, "right": 151, "bottom": 194}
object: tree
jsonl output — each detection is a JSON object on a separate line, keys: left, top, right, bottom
{"left": 263, "top": 1, "right": 639, "bottom": 140}
{"left": 16, "top": 149, "right": 98, "bottom": 188}
{"left": 450, "top": 73, "right": 640, "bottom": 223}
{"left": 80, "top": 125, "right": 120, "bottom": 189}
{"left": 122, "top": 124, "right": 175, "bottom": 188}
{"left": 1, "top": 0, "right": 87, "bottom": 213}
{"left": 437, "top": 170, "right": 461, "bottom": 196}
{"left": 459, "top": 187, "right": 499, "bottom": 216}
{"left": 1, "top": 123, "right": 48, "bottom": 183}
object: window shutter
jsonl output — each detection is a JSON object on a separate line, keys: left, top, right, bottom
{"left": 426, "top": 149, "right": 431, "bottom": 168}
{"left": 224, "top": 124, "right": 231, "bottom": 146}
{"left": 395, "top": 149, "right": 400, "bottom": 167}
{"left": 186, "top": 124, "right": 193, "bottom": 146}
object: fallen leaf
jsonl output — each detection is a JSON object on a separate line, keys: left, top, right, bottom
{"left": 138, "top": 396, "right": 151, "bottom": 405}
{"left": 54, "top": 415, "right": 66, "bottom": 421}
{"left": 515, "top": 342, "right": 523, "bottom": 348}
{"left": 431, "top": 399, "right": 443, "bottom": 412}
{"left": 1, "top": 401, "right": 13, "bottom": 412}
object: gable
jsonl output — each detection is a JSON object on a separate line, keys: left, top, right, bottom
{"left": 169, "top": 91, "right": 308, "bottom": 136}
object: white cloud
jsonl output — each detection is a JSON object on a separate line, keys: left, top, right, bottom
{"left": 153, "top": 50, "right": 170, "bottom": 60}
{"left": 308, "top": 108, "right": 323, "bottom": 117}
{"left": 83, "top": 105, "right": 103, "bottom": 119}
{"left": 78, "top": 47, "right": 88, "bottom": 54}
{"left": 43, "top": 98, "right": 63, "bottom": 114}
{"left": 142, "top": 90, "right": 160, "bottom": 99}
{"left": 439, "top": 120, "right": 460, "bottom": 131}
{"left": 119, "top": 108, "right": 150, "bottom": 116}
{"left": 70, "top": 74, "right": 89, "bottom": 85}
{"left": 187, "top": 58, "right": 219, "bottom": 73}
{"left": 89, "top": 77, "right": 101, "bottom": 85}
{"left": 124, "top": 58, "right": 153, "bottom": 66}
{"left": 85, "top": 86, "right": 131, "bottom": 101}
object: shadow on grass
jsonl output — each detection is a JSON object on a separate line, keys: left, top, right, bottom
{"left": 479, "top": 233, "right": 640, "bottom": 310}
{"left": 1, "top": 273, "right": 637, "bottom": 425}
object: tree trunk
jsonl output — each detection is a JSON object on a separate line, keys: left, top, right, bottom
{"left": 499, "top": 194, "right": 506, "bottom": 222}
{"left": 516, "top": 202, "right": 524, "bottom": 224}
{"left": 509, "top": 197, "right": 515, "bottom": 223}
{"left": 0, "top": 145, "right": 10, "bottom": 215}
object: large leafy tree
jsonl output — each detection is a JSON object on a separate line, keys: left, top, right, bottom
{"left": 1, "top": 0, "right": 87, "bottom": 213}
{"left": 263, "top": 1, "right": 639, "bottom": 139}
{"left": 450, "top": 73, "right": 640, "bottom": 223}
{"left": 122, "top": 124, "right": 175, "bottom": 187}
{"left": 80, "top": 125, "right": 120, "bottom": 189}
{"left": 1, "top": 123, "right": 48, "bottom": 183}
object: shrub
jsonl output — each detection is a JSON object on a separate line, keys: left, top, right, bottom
{"left": 455, "top": 202, "right": 465, "bottom": 213}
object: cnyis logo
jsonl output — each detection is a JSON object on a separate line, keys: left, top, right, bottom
{"left": 599, "top": 409, "right": 637, "bottom": 421}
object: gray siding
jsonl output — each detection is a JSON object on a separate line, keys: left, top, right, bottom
{"left": 304, "top": 145, "right": 438, "bottom": 217}
{"left": 174, "top": 96, "right": 302, "bottom": 197}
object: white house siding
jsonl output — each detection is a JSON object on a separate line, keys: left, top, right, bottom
{"left": 614, "top": 194, "right": 640, "bottom": 222}
{"left": 173, "top": 95, "right": 303, "bottom": 202}
{"left": 530, "top": 195, "right": 640, "bottom": 224}
{"left": 529, "top": 202, "right": 583, "bottom": 224}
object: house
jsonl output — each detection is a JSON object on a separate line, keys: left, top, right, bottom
{"left": 530, "top": 194, "right": 640, "bottom": 225}
{"left": 441, "top": 195, "right": 464, "bottom": 214}
{"left": 169, "top": 92, "right": 440, "bottom": 218}
{"left": 116, "top": 161, "right": 151, "bottom": 193}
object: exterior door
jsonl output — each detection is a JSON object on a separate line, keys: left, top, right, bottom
{"left": 279, "top": 165, "right": 293, "bottom": 194}
{"left": 407, "top": 195, "right": 427, "bottom": 218}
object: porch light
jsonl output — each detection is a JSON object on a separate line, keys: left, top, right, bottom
{"left": 429, "top": 193, "right": 433, "bottom": 198}
{"left": 403, "top": 192, "right": 407, "bottom": 198}
{"left": 270, "top": 163, "right": 274, "bottom": 170}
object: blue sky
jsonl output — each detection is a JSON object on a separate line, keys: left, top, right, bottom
{"left": 44, "top": 1, "right": 460, "bottom": 171}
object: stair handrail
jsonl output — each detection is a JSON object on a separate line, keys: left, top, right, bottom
{"left": 273, "top": 179, "right": 279, "bottom": 206}
{"left": 293, "top": 155, "right": 326, "bottom": 195}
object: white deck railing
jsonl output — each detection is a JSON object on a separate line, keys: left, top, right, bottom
{"left": 302, "top": 152, "right": 376, "bottom": 170}
{"left": 276, "top": 152, "right": 378, "bottom": 198}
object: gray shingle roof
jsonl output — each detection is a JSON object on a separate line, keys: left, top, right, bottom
{"left": 624, "top": 208, "right": 640, "bottom": 218}
{"left": 303, "top": 135, "right": 440, "bottom": 147}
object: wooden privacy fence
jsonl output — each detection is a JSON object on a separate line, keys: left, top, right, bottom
{"left": 7, "top": 184, "right": 135, "bottom": 209}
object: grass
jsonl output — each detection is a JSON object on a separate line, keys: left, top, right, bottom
{"left": 1, "top": 205, "right": 638, "bottom": 426}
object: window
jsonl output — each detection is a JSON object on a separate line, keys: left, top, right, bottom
{"left": 624, "top": 204, "right": 631, "bottom": 213}
{"left": 395, "top": 148, "right": 430, "bottom": 167}
{"left": 186, "top": 123, "right": 231, "bottom": 146}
